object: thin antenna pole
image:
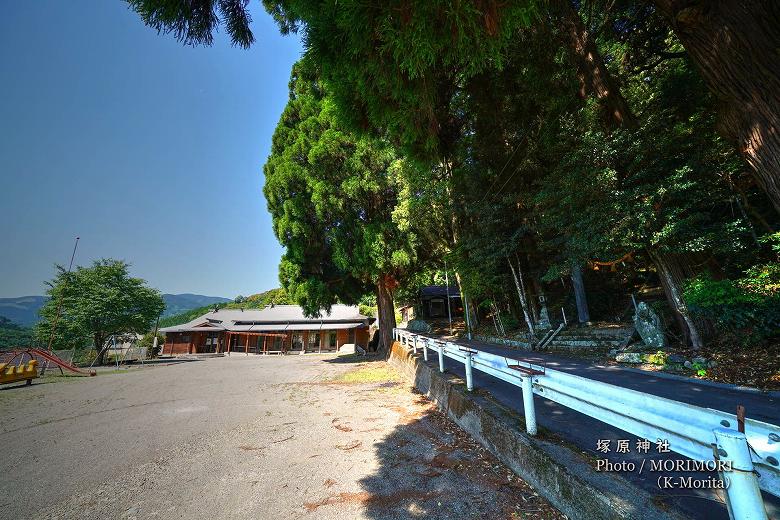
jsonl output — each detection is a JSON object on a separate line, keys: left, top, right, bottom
{"left": 148, "top": 314, "right": 161, "bottom": 363}
{"left": 47, "top": 237, "right": 79, "bottom": 352}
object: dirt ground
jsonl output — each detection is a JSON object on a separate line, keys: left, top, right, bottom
{"left": 0, "top": 354, "right": 563, "bottom": 520}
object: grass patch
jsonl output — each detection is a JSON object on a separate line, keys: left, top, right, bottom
{"left": 334, "top": 364, "right": 403, "bottom": 384}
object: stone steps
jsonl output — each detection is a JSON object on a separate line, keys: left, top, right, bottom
{"left": 553, "top": 335, "right": 631, "bottom": 342}
{"left": 546, "top": 338, "right": 626, "bottom": 348}
{"left": 542, "top": 325, "right": 634, "bottom": 351}
{"left": 475, "top": 324, "right": 635, "bottom": 351}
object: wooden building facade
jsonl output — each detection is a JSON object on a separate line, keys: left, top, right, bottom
{"left": 160, "top": 305, "right": 372, "bottom": 356}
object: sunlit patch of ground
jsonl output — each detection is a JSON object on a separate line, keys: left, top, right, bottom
{"left": 2, "top": 354, "right": 564, "bottom": 520}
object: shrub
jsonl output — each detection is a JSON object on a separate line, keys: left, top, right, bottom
{"left": 684, "top": 264, "right": 780, "bottom": 345}
{"left": 691, "top": 361, "right": 708, "bottom": 377}
{"left": 358, "top": 303, "right": 377, "bottom": 318}
{"left": 73, "top": 348, "right": 97, "bottom": 366}
{"left": 138, "top": 332, "right": 165, "bottom": 358}
{"left": 644, "top": 350, "right": 668, "bottom": 365}
{"left": 500, "top": 315, "right": 520, "bottom": 332}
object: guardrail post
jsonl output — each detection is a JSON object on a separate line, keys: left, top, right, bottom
{"left": 465, "top": 352, "right": 474, "bottom": 391}
{"left": 521, "top": 376, "right": 537, "bottom": 436}
{"left": 423, "top": 339, "right": 429, "bottom": 361}
{"left": 438, "top": 344, "right": 445, "bottom": 373}
{"left": 713, "top": 427, "right": 767, "bottom": 520}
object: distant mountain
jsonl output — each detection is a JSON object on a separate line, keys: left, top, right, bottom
{"left": 160, "top": 288, "right": 291, "bottom": 328}
{"left": 0, "top": 293, "right": 231, "bottom": 327}
{"left": 160, "top": 294, "right": 232, "bottom": 317}
{"left": 0, "top": 296, "right": 48, "bottom": 327}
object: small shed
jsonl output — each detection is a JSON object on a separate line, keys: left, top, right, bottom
{"left": 419, "top": 286, "right": 463, "bottom": 319}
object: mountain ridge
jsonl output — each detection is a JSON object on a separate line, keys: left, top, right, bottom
{"left": 0, "top": 293, "right": 232, "bottom": 327}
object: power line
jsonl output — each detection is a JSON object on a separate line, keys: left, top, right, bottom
{"left": 478, "top": 129, "right": 526, "bottom": 204}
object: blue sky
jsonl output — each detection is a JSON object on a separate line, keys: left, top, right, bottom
{"left": 0, "top": 1, "right": 302, "bottom": 298}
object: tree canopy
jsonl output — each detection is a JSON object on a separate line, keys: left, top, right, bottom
{"left": 127, "top": 0, "right": 780, "bottom": 211}
{"left": 36, "top": 259, "right": 165, "bottom": 364}
{"left": 264, "top": 60, "right": 427, "bottom": 352}
{"left": 127, "top": 0, "right": 779, "bottom": 366}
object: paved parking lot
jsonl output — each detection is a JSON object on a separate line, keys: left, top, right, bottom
{"left": 0, "top": 354, "right": 562, "bottom": 519}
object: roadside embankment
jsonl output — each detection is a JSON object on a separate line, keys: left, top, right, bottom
{"left": 388, "top": 341, "right": 686, "bottom": 520}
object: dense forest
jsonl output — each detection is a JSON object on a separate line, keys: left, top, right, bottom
{"left": 0, "top": 317, "right": 36, "bottom": 349}
{"left": 129, "top": 1, "right": 779, "bottom": 379}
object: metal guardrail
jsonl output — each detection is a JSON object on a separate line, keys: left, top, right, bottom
{"left": 393, "top": 328, "right": 780, "bottom": 520}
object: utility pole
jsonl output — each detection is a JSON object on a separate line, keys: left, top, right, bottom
{"left": 47, "top": 237, "right": 79, "bottom": 352}
{"left": 149, "top": 314, "right": 161, "bottom": 362}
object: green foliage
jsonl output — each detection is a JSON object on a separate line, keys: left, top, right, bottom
{"left": 264, "top": 60, "right": 425, "bottom": 316}
{"left": 159, "top": 305, "right": 213, "bottom": 328}
{"left": 72, "top": 348, "right": 97, "bottom": 366}
{"left": 644, "top": 350, "right": 668, "bottom": 366}
{"left": 691, "top": 361, "right": 708, "bottom": 377}
{"left": 533, "top": 50, "right": 749, "bottom": 277}
{"left": 126, "top": 0, "right": 780, "bottom": 355}
{"left": 35, "top": 259, "right": 165, "bottom": 362}
{"left": 126, "top": 0, "right": 254, "bottom": 48}
{"left": 357, "top": 294, "right": 377, "bottom": 319}
{"left": 0, "top": 316, "right": 36, "bottom": 348}
{"left": 499, "top": 315, "right": 520, "bottom": 332}
{"left": 138, "top": 331, "right": 165, "bottom": 358}
{"left": 240, "top": 288, "right": 292, "bottom": 308}
{"left": 128, "top": 0, "right": 540, "bottom": 160}
{"left": 265, "top": 0, "right": 539, "bottom": 159}
{"left": 685, "top": 266, "right": 780, "bottom": 344}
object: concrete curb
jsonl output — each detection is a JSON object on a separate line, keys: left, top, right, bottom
{"left": 388, "top": 342, "right": 685, "bottom": 520}
{"left": 612, "top": 365, "right": 780, "bottom": 398}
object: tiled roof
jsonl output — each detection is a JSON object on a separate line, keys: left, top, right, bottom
{"left": 160, "top": 304, "right": 369, "bottom": 333}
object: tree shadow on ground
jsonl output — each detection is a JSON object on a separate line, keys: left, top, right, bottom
{"left": 322, "top": 353, "right": 385, "bottom": 365}
{"left": 304, "top": 391, "right": 564, "bottom": 519}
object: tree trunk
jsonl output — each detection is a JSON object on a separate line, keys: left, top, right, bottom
{"left": 529, "top": 274, "right": 543, "bottom": 323}
{"left": 94, "top": 334, "right": 107, "bottom": 366}
{"left": 652, "top": 0, "right": 780, "bottom": 214}
{"left": 647, "top": 249, "right": 704, "bottom": 349}
{"left": 507, "top": 258, "right": 536, "bottom": 338}
{"left": 548, "top": 0, "right": 637, "bottom": 129}
{"left": 376, "top": 275, "right": 397, "bottom": 357}
{"left": 468, "top": 298, "right": 480, "bottom": 327}
{"left": 570, "top": 262, "right": 591, "bottom": 324}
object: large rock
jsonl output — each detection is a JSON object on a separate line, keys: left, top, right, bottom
{"left": 339, "top": 343, "right": 366, "bottom": 355}
{"left": 338, "top": 343, "right": 356, "bottom": 354}
{"left": 406, "top": 319, "right": 432, "bottom": 333}
{"left": 615, "top": 352, "right": 643, "bottom": 364}
{"left": 633, "top": 302, "right": 666, "bottom": 349}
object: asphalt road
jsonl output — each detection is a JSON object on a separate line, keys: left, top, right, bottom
{"left": 0, "top": 354, "right": 562, "bottom": 520}
{"left": 423, "top": 334, "right": 780, "bottom": 520}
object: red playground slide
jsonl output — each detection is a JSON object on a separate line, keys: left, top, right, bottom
{"left": 0, "top": 349, "right": 96, "bottom": 376}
